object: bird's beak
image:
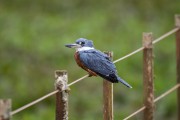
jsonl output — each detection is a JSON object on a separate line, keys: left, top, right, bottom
{"left": 65, "top": 43, "right": 81, "bottom": 48}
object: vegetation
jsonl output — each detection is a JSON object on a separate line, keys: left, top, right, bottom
{"left": 0, "top": 0, "right": 180, "bottom": 119}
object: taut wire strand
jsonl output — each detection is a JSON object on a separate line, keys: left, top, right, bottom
{"left": 67, "top": 74, "right": 89, "bottom": 87}
{"left": 10, "top": 90, "right": 59, "bottom": 116}
{"left": 123, "top": 84, "right": 180, "bottom": 120}
{"left": 113, "top": 27, "right": 180, "bottom": 63}
{"left": 113, "top": 47, "right": 144, "bottom": 63}
{"left": 152, "top": 27, "right": 180, "bottom": 44}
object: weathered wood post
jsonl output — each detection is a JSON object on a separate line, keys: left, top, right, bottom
{"left": 143, "top": 33, "right": 154, "bottom": 120}
{"left": 0, "top": 99, "right": 11, "bottom": 120}
{"left": 55, "top": 70, "right": 69, "bottom": 120}
{"left": 103, "top": 52, "right": 113, "bottom": 120}
{"left": 175, "top": 14, "right": 180, "bottom": 120}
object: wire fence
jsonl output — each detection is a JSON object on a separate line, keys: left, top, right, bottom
{"left": 1, "top": 15, "right": 180, "bottom": 120}
{"left": 10, "top": 26, "right": 180, "bottom": 116}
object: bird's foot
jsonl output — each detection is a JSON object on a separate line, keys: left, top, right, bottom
{"left": 65, "top": 87, "right": 71, "bottom": 94}
{"left": 88, "top": 74, "right": 93, "bottom": 77}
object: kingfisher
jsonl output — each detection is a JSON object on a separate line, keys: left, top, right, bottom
{"left": 65, "top": 38, "right": 132, "bottom": 88}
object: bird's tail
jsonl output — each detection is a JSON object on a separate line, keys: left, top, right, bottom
{"left": 117, "top": 77, "right": 132, "bottom": 88}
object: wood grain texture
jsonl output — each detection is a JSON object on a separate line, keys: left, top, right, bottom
{"left": 175, "top": 14, "right": 180, "bottom": 120}
{"left": 103, "top": 52, "right": 113, "bottom": 120}
{"left": 55, "top": 70, "right": 68, "bottom": 120}
{"left": 143, "top": 33, "right": 154, "bottom": 120}
{"left": 0, "top": 99, "right": 11, "bottom": 120}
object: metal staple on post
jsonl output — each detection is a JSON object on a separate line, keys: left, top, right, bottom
{"left": 55, "top": 70, "right": 69, "bottom": 120}
{"left": 143, "top": 33, "right": 154, "bottom": 120}
{"left": 0, "top": 99, "right": 11, "bottom": 120}
{"left": 175, "top": 14, "right": 180, "bottom": 120}
{"left": 103, "top": 52, "right": 113, "bottom": 120}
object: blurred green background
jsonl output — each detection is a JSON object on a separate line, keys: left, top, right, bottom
{"left": 0, "top": 0, "right": 180, "bottom": 120}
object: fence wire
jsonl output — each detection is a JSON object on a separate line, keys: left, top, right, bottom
{"left": 10, "top": 27, "right": 180, "bottom": 116}
{"left": 123, "top": 84, "right": 180, "bottom": 120}
{"left": 113, "top": 27, "right": 179, "bottom": 63}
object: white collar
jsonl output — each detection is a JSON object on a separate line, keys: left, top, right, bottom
{"left": 76, "top": 47, "right": 94, "bottom": 52}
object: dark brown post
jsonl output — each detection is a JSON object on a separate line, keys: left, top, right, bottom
{"left": 103, "top": 52, "right": 113, "bottom": 120}
{"left": 55, "top": 70, "right": 68, "bottom": 120}
{"left": 0, "top": 99, "right": 11, "bottom": 120}
{"left": 143, "top": 33, "right": 154, "bottom": 120}
{"left": 175, "top": 14, "right": 180, "bottom": 120}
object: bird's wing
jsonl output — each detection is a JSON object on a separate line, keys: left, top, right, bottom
{"left": 79, "top": 49, "right": 117, "bottom": 76}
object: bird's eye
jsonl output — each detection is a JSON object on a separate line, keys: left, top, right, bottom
{"left": 78, "top": 41, "right": 85, "bottom": 45}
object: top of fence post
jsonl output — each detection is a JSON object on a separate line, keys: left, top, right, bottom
{"left": 175, "top": 14, "right": 180, "bottom": 27}
{"left": 0, "top": 99, "right": 11, "bottom": 120}
{"left": 143, "top": 32, "right": 153, "bottom": 48}
{"left": 55, "top": 70, "right": 69, "bottom": 120}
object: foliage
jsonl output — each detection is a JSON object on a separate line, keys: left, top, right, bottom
{"left": 0, "top": 0, "right": 180, "bottom": 119}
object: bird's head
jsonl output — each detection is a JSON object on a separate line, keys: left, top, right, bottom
{"left": 65, "top": 38, "right": 94, "bottom": 51}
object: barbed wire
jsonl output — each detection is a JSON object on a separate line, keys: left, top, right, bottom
{"left": 123, "top": 84, "right": 180, "bottom": 120}
{"left": 10, "top": 27, "right": 180, "bottom": 116}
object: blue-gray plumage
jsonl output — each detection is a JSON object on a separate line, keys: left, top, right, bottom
{"left": 65, "top": 38, "right": 132, "bottom": 88}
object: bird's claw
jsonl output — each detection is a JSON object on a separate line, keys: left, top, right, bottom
{"left": 88, "top": 74, "right": 93, "bottom": 77}
{"left": 65, "top": 87, "right": 71, "bottom": 93}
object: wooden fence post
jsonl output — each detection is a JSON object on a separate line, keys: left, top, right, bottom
{"left": 55, "top": 70, "right": 69, "bottom": 120}
{"left": 175, "top": 14, "right": 180, "bottom": 120}
{"left": 103, "top": 51, "right": 113, "bottom": 120}
{"left": 0, "top": 99, "right": 11, "bottom": 120}
{"left": 143, "top": 33, "right": 154, "bottom": 120}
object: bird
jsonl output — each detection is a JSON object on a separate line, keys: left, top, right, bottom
{"left": 65, "top": 38, "right": 132, "bottom": 88}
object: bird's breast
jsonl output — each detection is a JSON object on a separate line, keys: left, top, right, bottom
{"left": 74, "top": 52, "right": 97, "bottom": 76}
{"left": 74, "top": 52, "right": 86, "bottom": 69}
